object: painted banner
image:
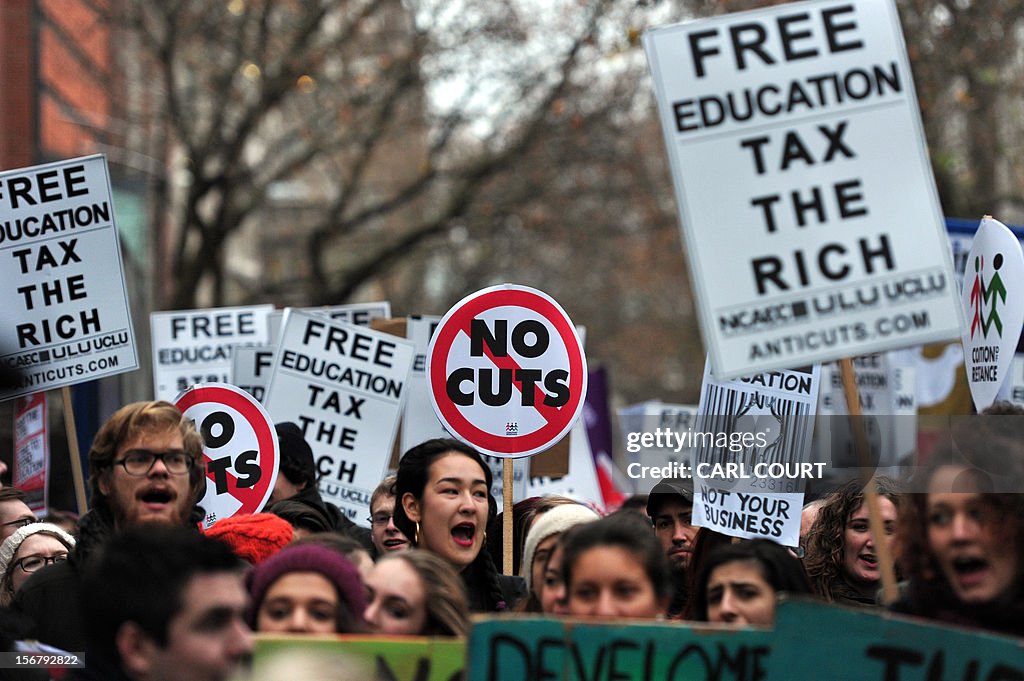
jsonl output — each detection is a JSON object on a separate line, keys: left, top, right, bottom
{"left": 254, "top": 635, "right": 464, "bottom": 681}
{"left": 175, "top": 383, "right": 279, "bottom": 528}
{"left": 427, "top": 284, "right": 587, "bottom": 457}
{"left": 151, "top": 304, "right": 275, "bottom": 401}
{"left": 13, "top": 393, "right": 48, "bottom": 513}
{"left": 960, "top": 216, "right": 1024, "bottom": 410}
{"left": 0, "top": 154, "right": 138, "bottom": 399}
{"left": 263, "top": 309, "right": 414, "bottom": 524}
{"left": 644, "top": 0, "right": 961, "bottom": 378}
{"left": 766, "top": 597, "right": 1024, "bottom": 680}
{"left": 468, "top": 616, "right": 771, "bottom": 681}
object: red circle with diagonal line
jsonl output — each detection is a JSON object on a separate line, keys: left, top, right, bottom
{"left": 427, "top": 285, "right": 587, "bottom": 457}
{"left": 175, "top": 383, "right": 279, "bottom": 528}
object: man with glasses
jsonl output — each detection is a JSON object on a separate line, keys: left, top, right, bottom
{"left": 368, "top": 474, "right": 409, "bottom": 557}
{"left": 16, "top": 400, "right": 206, "bottom": 653}
{"left": 0, "top": 488, "right": 37, "bottom": 542}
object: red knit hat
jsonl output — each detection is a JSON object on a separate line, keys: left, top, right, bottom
{"left": 204, "top": 512, "right": 294, "bottom": 565}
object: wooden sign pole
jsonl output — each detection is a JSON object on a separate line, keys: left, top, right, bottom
{"left": 60, "top": 387, "right": 89, "bottom": 515}
{"left": 838, "top": 357, "right": 898, "bottom": 604}
{"left": 503, "top": 458, "right": 514, "bottom": 576}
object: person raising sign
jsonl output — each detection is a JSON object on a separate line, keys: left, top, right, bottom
{"left": 393, "top": 439, "right": 525, "bottom": 612}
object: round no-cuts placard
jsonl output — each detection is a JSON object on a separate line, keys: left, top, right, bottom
{"left": 175, "top": 383, "right": 279, "bottom": 528}
{"left": 427, "top": 284, "right": 587, "bottom": 457}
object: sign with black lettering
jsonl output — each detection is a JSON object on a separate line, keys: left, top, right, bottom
{"left": 692, "top": 361, "right": 820, "bottom": 545}
{"left": 175, "top": 383, "right": 279, "bottom": 529}
{"left": 310, "top": 301, "right": 391, "bottom": 326}
{"left": 644, "top": 0, "right": 961, "bottom": 378}
{"left": 0, "top": 155, "right": 138, "bottom": 399}
{"left": 427, "top": 285, "right": 587, "bottom": 458}
{"left": 232, "top": 346, "right": 276, "bottom": 403}
{"left": 263, "top": 309, "right": 415, "bottom": 524}
{"left": 151, "top": 304, "right": 275, "bottom": 401}
{"left": 766, "top": 597, "right": 1024, "bottom": 680}
{"left": 468, "top": 615, "right": 771, "bottom": 681}
{"left": 960, "top": 217, "right": 1024, "bottom": 411}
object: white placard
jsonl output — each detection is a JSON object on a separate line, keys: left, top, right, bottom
{"left": 263, "top": 309, "right": 415, "bottom": 525}
{"left": 400, "top": 315, "right": 449, "bottom": 453}
{"left": 0, "top": 155, "right": 138, "bottom": 398}
{"left": 231, "top": 345, "right": 276, "bottom": 403}
{"left": 150, "top": 304, "right": 275, "bottom": 401}
{"left": 644, "top": 0, "right": 961, "bottom": 378}
{"left": 960, "top": 217, "right": 1024, "bottom": 411}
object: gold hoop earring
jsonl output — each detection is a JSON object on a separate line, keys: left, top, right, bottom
{"left": 415, "top": 522, "right": 420, "bottom": 544}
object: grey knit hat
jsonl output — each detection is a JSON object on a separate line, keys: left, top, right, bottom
{"left": 520, "top": 504, "right": 599, "bottom": 591}
{"left": 0, "top": 522, "right": 76, "bottom": 578}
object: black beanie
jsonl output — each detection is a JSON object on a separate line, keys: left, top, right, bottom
{"left": 275, "top": 421, "right": 316, "bottom": 487}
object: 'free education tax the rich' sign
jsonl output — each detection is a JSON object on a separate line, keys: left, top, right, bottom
{"left": 644, "top": 0, "right": 961, "bottom": 379}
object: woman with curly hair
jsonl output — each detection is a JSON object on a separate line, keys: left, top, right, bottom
{"left": 892, "top": 435, "right": 1024, "bottom": 637}
{"left": 803, "top": 476, "right": 901, "bottom": 605}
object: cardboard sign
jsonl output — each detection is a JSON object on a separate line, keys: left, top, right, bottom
{"left": 0, "top": 155, "right": 138, "bottom": 399}
{"left": 644, "top": 0, "right": 961, "bottom": 378}
{"left": 254, "top": 635, "right": 465, "bottom": 681}
{"left": 427, "top": 284, "right": 587, "bottom": 457}
{"left": 467, "top": 616, "right": 771, "bottom": 681}
{"left": 692, "top": 362, "right": 820, "bottom": 545}
{"left": 766, "top": 598, "right": 1024, "bottom": 680}
{"left": 151, "top": 304, "right": 275, "bottom": 401}
{"left": 263, "top": 309, "right": 415, "bottom": 524}
{"left": 13, "top": 393, "right": 48, "bottom": 513}
{"left": 175, "top": 383, "right": 279, "bottom": 529}
{"left": 960, "top": 217, "right": 1024, "bottom": 410}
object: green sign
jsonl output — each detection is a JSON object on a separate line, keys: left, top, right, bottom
{"left": 766, "top": 598, "right": 1024, "bottom": 680}
{"left": 467, "top": 616, "right": 772, "bottom": 681}
{"left": 253, "top": 635, "right": 465, "bottom": 681}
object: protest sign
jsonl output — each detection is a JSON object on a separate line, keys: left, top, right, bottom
{"left": 0, "top": 155, "right": 138, "bottom": 399}
{"left": 263, "top": 309, "right": 415, "bottom": 524}
{"left": 13, "top": 393, "right": 48, "bottom": 513}
{"left": 527, "top": 419, "right": 603, "bottom": 509}
{"left": 231, "top": 346, "right": 276, "bottom": 403}
{"left": 175, "top": 383, "right": 279, "bottom": 528}
{"left": 644, "top": 0, "right": 961, "bottom": 378}
{"left": 468, "top": 616, "right": 771, "bottom": 681}
{"left": 312, "top": 301, "right": 392, "bottom": 326}
{"left": 960, "top": 217, "right": 1024, "bottom": 410}
{"left": 427, "top": 284, "right": 587, "bottom": 457}
{"left": 400, "top": 315, "right": 450, "bottom": 453}
{"left": 692, "top": 362, "right": 820, "bottom": 545}
{"left": 620, "top": 401, "right": 700, "bottom": 494}
{"left": 151, "top": 304, "right": 275, "bottom": 401}
{"left": 254, "top": 635, "right": 465, "bottom": 681}
{"left": 766, "top": 598, "right": 1024, "bottom": 680}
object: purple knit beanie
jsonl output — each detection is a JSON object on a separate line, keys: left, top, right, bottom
{"left": 246, "top": 544, "right": 367, "bottom": 628}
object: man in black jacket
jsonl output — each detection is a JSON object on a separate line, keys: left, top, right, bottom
{"left": 16, "top": 401, "right": 208, "bottom": 652}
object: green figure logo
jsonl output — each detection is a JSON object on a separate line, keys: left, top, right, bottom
{"left": 983, "top": 253, "right": 1006, "bottom": 338}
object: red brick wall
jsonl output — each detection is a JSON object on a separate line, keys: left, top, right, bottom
{"left": 0, "top": 0, "right": 36, "bottom": 168}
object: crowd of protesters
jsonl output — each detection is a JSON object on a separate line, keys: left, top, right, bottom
{"left": 0, "top": 399, "right": 1019, "bottom": 680}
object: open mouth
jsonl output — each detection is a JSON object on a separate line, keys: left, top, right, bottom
{"left": 140, "top": 488, "right": 174, "bottom": 505}
{"left": 451, "top": 523, "right": 476, "bottom": 547}
{"left": 383, "top": 538, "right": 408, "bottom": 550}
{"left": 859, "top": 553, "right": 878, "bottom": 569}
{"left": 952, "top": 556, "right": 989, "bottom": 585}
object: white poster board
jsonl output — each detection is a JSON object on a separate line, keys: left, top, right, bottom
{"left": 644, "top": 0, "right": 961, "bottom": 378}
{"left": 400, "top": 315, "right": 449, "bottom": 453}
{"left": 263, "top": 309, "right": 415, "bottom": 525}
{"left": 692, "top": 361, "right": 821, "bottom": 546}
{"left": 0, "top": 155, "right": 138, "bottom": 399}
{"left": 151, "top": 304, "right": 275, "bottom": 401}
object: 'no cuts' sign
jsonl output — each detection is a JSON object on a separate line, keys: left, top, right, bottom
{"left": 644, "top": 0, "right": 961, "bottom": 378}
{"left": 427, "top": 285, "right": 587, "bottom": 457}
{"left": 0, "top": 155, "right": 138, "bottom": 399}
{"left": 175, "top": 383, "right": 279, "bottom": 529}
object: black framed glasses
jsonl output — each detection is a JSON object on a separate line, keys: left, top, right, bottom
{"left": 15, "top": 553, "right": 68, "bottom": 573}
{"left": 112, "top": 449, "right": 193, "bottom": 476}
{"left": 366, "top": 513, "right": 393, "bottom": 527}
{"left": 0, "top": 517, "right": 35, "bottom": 531}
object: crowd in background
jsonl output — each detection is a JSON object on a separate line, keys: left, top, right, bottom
{"left": 0, "top": 399, "right": 1020, "bottom": 681}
